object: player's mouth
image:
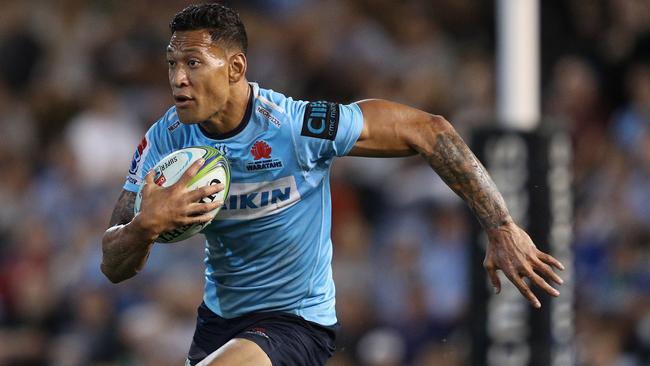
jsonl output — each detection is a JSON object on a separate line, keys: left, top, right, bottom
{"left": 174, "top": 95, "right": 195, "bottom": 108}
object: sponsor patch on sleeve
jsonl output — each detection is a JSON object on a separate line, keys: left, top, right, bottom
{"left": 301, "top": 101, "right": 339, "bottom": 140}
{"left": 129, "top": 136, "right": 148, "bottom": 175}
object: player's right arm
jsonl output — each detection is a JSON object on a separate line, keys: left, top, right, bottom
{"left": 100, "top": 189, "right": 155, "bottom": 283}
{"left": 101, "top": 160, "right": 223, "bottom": 283}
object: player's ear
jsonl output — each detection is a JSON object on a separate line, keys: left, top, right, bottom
{"left": 229, "top": 52, "right": 247, "bottom": 83}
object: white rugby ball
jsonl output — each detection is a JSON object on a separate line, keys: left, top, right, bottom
{"left": 134, "top": 146, "right": 230, "bottom": 243}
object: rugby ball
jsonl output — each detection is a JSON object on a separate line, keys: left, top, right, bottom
{"left": 134, "top": 146, "right": 230, "bottom": 243}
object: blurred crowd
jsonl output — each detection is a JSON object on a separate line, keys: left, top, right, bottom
{"left": 0, "top": 0, "right": 648, "bottom": 365}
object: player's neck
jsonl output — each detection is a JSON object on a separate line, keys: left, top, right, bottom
{"left": 201, "top": 81, "right": 251, "bottom": 135}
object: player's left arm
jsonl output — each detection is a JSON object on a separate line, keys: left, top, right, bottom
{"left": 350, "top": 99, "right": 564, "bottom": 308}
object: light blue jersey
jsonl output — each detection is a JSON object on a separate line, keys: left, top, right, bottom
{"left": 124, "top": 83, "right": 364, "bottom": 326}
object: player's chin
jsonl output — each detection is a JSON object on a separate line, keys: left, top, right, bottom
{"left": 176, "top": 110, "right": 202, "bottom": 124}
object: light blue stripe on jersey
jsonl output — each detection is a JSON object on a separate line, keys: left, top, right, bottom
{"left": 123, "top": 83, "right": 363, "bottom": 326}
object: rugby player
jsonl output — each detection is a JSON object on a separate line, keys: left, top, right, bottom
{"left": 101, "top": 4, "right": 564, "bottom": 365}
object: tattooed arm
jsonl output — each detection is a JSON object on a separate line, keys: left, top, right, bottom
{"left": 101, "top": 160, "right": 224, "bottom": 283}
{"left": 101, "top": 190, "right": 158, "bottom": 283}
{"left": 350, "top": 99, "right": 564, "bottom": 307}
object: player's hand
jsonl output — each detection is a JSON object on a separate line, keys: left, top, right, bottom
{"left": 135, "top": 159, "right": 224, "bottom": 236}
{"left": 483, "top": 221, "right": 564, "bottom": 308}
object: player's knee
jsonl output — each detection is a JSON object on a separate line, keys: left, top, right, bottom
{"left": 195, "top": 339, "right": 271, "bottom": 366}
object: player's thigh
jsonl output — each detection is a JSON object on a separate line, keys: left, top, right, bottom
{"left": 196, "top": 338, "right": 272, "bottom": 366}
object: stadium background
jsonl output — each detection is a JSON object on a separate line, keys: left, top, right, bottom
{"left": 0, "top": 0, "right": 649, "bottom": 365}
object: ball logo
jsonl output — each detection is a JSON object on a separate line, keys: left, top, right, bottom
{"left": 129, "top": 136, "right": 148, "bottom": 174}
{"left": 160, "top": 156, "right": 178, "bottom": 171}
{"left": 251, "top": 140, "right": 272, "bottom": 160}
{"left": 154, "top": 168, "right": 166, "bottom": 186}
{"left": 198, "top": 178, "right": 222, "bottom": 204}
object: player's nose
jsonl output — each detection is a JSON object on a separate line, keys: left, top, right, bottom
{"left": 171, "top": 67, "right": 190, "bottom": 88}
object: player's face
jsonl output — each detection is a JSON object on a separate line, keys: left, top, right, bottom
{"left": 167, "top": 30, "right": 231, "bottom": 123}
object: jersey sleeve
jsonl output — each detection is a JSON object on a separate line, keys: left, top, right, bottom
{"left": 290, "top": 101, "right": 364, "bottom": 168}
{"left": 123, "top": 120, "right": 167, "bottom": 192}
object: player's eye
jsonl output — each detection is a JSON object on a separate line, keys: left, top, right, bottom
{"left": 167, "top": 60, "right": 176, "bottom": 67}
{"left": 188, "top": 59, "right": 200, "bottom": 68}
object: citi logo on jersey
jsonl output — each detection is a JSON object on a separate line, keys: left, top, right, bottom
{"left": 246, "top": 140, "right": 283, "bottom": 171}
{"left": 300, "top": 101, "right": 340, "bottom": 141}
{"left": 217, "top": 176, "right": 300, "bottom": 220}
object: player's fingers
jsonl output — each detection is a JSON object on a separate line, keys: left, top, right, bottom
{"left": 177, "top": 159, "right": 205, "bottom": 187}
{"left": 503, "top": 268, "right": 541, "bottom": 308}
{"left": 537, "top": 250, "right": 565, "bottom": 271}
{"left": 484, "top": 261, "right": 501, "bottom": 294}
{"left": 533, "top": 259, "right": 564, "bottom": 285}
{"left": 188, "top": 183, "right": 224, "bottom": 202}
{"left": 182, "top": 211, "right": 216, "bottom": 225}
{"left": 528, "top": 271, "right": 560, "bottom": 297}
{"left": 186, "top": 200, "right": 223, "bottom": 215}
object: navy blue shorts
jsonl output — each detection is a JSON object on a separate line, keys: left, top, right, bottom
{"left": 186, "top": 302, "right": 339, "bottom": 366}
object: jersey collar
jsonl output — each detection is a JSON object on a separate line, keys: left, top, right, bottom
{"left": 197, "top": 85, "right": 253, "bottom": 140}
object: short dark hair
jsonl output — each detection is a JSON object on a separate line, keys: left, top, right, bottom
{"left": 169, "top": 3, "right": 248, "bottom": 54}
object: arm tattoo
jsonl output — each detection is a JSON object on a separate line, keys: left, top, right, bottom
{"left": 424, "top": 132, "right": 510, "bottom": 230}
{"left": 102, "top": 190, "right": 151, "bottom": 282}
{"left": 109, "top": 190, "right": 136, "bottom": 227}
